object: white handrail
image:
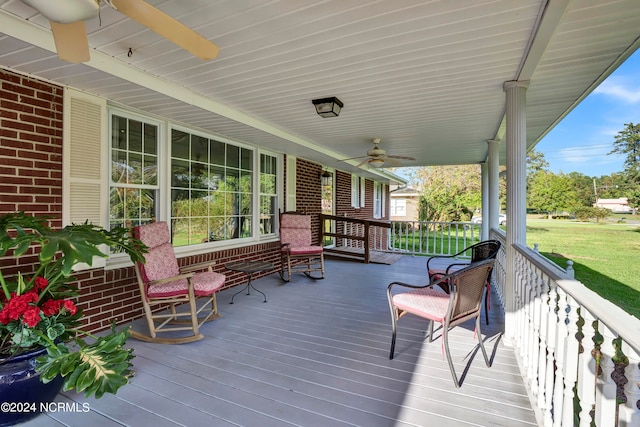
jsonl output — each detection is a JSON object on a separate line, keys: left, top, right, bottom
{"left": 508, "top": 242, "right": 640, "bottom": 426}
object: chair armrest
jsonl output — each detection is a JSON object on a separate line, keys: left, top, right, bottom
{"left": 445, "top": 261, "right": 471, "bottom": 274}
{"left": 426, "top": 254, "right": 461, "bottom": 270}
{"left": 387, "top": 280, "right": 437, "bottom": 293}
{"left": 180, "top": 261, "right": 215, "bottom": 273}
{"left": 147, "top": 272, "right": 195, "bottom": 286}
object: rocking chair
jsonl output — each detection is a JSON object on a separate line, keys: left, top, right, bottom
{"left": 278, "top": 212, "right": 325, "bottom": 282}
{"left": 131, "top": 222, "right": 225, "bottom": 344}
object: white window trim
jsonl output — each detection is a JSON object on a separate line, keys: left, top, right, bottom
{"left": 103, "top": 108, "right": 283, "bottom": 268}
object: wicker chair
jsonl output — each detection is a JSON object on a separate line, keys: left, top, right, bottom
{"left": 131, "top": 222, "right": 225, "bottom": 344}
{"left": 388, "top": 259, "right": 495, "bottom": 387}
{"left": 278, "top": 212, "right": 325, "bottom": 282}
{"left": 426, "top": 240, "right": 500, "bottom": 324}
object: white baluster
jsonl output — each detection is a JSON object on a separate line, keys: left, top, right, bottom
{"left": 534, "top": 269, "right": 547, "bottom": 410}
{"left": 562, "top": 294, "right": 581, "bottom": 426}
{"left": 543, "top": 278, "right": 557, "bottom": 426}
{"left": 594, "top": 323, "right": 616, "bottom": 426}
{"left": 577, "top": 308, "right": 597, "bottom": 427}
{"left": 552, "top": 284, "right": 568, "bottom": 427}
{"left": 620, "top": 343, "right": 640, "bottom": 427}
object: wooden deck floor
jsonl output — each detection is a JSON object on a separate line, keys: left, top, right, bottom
{"left": 24, "top": 256, "right": 537, "bottom": 427}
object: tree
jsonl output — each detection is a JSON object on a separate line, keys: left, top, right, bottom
{"left": 610, "top": 122, "right": 640, "bottom": 176}
{"left": 528, "top": 171, "right": 579, "bottom": 218}
{"left": 410, "top": 165, "right": 481, "bottom": 223}
{"left": 526, "top": 149, "right": 549, "bottom": 176}
{"left": 567, "top": 171, "right": 596, "bottom": 207}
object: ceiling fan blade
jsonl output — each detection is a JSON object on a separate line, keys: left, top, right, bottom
{"left": 338, "top": 155, "right": 367, "bottom": 162}
{"left": 356, "top": 158, "right": 372, "bottom": 167}
{"left": 110, "top": 0, "right": 220, "bottom": 60}
{"left": 50, "top": 20, "right": 90, "bottom": 63}
{"left": 386, "top": 155, "right": 416, "bottom": 161}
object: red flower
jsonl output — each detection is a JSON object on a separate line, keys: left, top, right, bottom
{"left": 42, "top": 299, "right": 64, "bottom": 316}
{"left": 0, "top": 309, "right": 10, "bottom": 325}
{"left": 62, "top": 300, "right": 77, "bottom": 315}
{"left": 22, "top": 306, "right": 41, "bottom": 327}
{"left": 34, "top": 276, "right": 49, "bottom": 291}
{"left": 3, "top": 292, "right": 38, "bottom": 320}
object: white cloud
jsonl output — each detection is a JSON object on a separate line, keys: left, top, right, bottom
{"left": 593, "top": 78, "right": 640, "bottom": 103}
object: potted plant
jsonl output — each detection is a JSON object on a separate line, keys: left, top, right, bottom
{"left": 0, "top": 212, "right": 146, "bottom": 424}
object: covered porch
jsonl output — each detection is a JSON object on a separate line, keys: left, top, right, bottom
{"left": 26, "top": 255, "right": 536, "bottom": 426}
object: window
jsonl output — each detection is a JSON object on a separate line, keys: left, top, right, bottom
{"left": 374, "top": 182, "right": 383, "bottom": 218}
{"left": 390, "top": 198, "right": 406, "bottom": 216}
{"left": 351, "top": 175, "right": 365, "bottom": 208}
{"left": 107, "top": 109, "right": 282, "bottom": 250}
{"left": 109, "top": 113, "right": 159, "bottom": 229}
{"left": 171, "top": 128, "right": 253, "bottom": 246}
{"left": 259, "top": 153, "right": 277, "bottom": 235}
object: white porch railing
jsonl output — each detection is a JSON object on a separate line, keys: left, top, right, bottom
{"left": 388, "top": 220, "right": 482, "bottom": 256}
{"left": 490, "top": 230, "right": 640, "bottom": 426}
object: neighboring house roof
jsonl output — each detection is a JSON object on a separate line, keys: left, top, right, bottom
{"left": 596, "top": 198, "right": 629, "bottom": 204}
{"left": 389, "top": 186, "right": 420, "bottom": 197}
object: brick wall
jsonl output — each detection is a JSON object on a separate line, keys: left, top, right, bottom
{"left": 0, "top": 69, "right": 63, "bottom": 218}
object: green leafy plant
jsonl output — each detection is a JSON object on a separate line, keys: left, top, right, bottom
{"left": 0, "top": 212, "right": 147, "bottom": 398}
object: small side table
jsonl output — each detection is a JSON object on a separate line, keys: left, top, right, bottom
{"left": 225, "top": 261, "right": 273, "bottom": 304}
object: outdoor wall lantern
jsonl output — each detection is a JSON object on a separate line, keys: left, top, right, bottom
{"left": 312, "top": 97, "right": 343, "bottom": 118}
{"left": 320, "top": 169, "right": 332, "bottom": 186}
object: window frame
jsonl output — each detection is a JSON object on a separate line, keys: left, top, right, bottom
{"left": 105, "top": 108, "right": 283, "bottom": 266}
{"left": 108, "top": 108, "right": 163, "bottom": 230}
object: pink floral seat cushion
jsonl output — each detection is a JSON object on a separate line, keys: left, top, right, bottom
{"left": 139, "top": 242, "right": 181, "bottom": 283}
{"left": 283, "top": 245, "right": 323, "bottom": 255}
{"left": 133, "top": 221, "right": 225, "bottom": 298}
{"left": 147, "top": 271, "right": 225, "bottom": 298}
{"left": 280, "top": 215, "right": 314, "bottom": 247}
{"left": 392, "top": 287, "right": 450, "bottom": 322}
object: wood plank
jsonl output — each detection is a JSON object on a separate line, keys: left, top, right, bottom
{"left": 22, "top": 256, "right": 537, "bottom": 426}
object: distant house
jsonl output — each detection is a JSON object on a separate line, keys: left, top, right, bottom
{"left": 594, "top": 197, "right": 633, "bottom": 214}
{"left": 390, "top": 185, "right": 420, "bottom": 222}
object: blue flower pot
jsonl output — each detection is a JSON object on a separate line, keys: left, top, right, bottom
{"left": 0, "top": 347, "right": 64, "bottom": 426}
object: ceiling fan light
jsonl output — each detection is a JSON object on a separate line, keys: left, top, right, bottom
{"left": 22, "top": 0, "right": 99, "bottom": 23}
{"left": 368, "top": 158, "right": 384, "bottom": 168}
{"left": 312, "top": 97, "right": 343, "bottom": 118}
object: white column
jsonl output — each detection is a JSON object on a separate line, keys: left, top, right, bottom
{"left": 480, "top": 162, "right": 489, "bottom": 240}
{"left": 487, "top": 139, "right": 500, "bottom": 232}
{"left": 503, "top": 80, "right": 529, "bottom": 342}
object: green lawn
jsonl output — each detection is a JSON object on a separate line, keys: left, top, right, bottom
{"left": 525, "top": 218, "right": 640, "bottom": 318}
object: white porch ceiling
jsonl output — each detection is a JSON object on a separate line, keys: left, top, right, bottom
{"left": 1, "top": 0, "right": 639, "bottom": 181}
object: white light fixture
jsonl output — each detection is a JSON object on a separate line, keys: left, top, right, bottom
{"left": 368, "top": 158, "right": 384, "bottom": 168}
{"left": 21, "top": 0, "right": 99, "bottom": 23}
{"left": 312, "top": 97, "right": 343, "bottom": 118}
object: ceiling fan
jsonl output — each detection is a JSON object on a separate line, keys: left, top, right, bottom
{"left": 20, "top": 0, "right": 220, "bottom": 63}
{"left": 341, "top": 138, "right": 416, "bottom": 168}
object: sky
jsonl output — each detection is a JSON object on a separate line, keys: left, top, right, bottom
{"left": 535, "top": 49, "right": 640, "bottom": 177}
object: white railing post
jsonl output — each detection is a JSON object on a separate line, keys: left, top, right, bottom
{"left": 543, "top": 277, "right": 557, "bottom": 426}
{"left": 620, "top": 344, "right": 640, "bottom": 426}
{"left": 594, "top": 324, "right": 616, "bottom": 426}
{"left": 533, "top": 266, "right": 546, "bottom": 408}
{"left": 566, "top": 260, "right": 574, "bottom": 279}
{"left": 563, "top": 294, "right": 581, "bottom": 427}
{"left": 577, "top": 308, "right": 597, "bottom": 427}
{"left": 552, "top": 284, "right": 568, "bottom": 427}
